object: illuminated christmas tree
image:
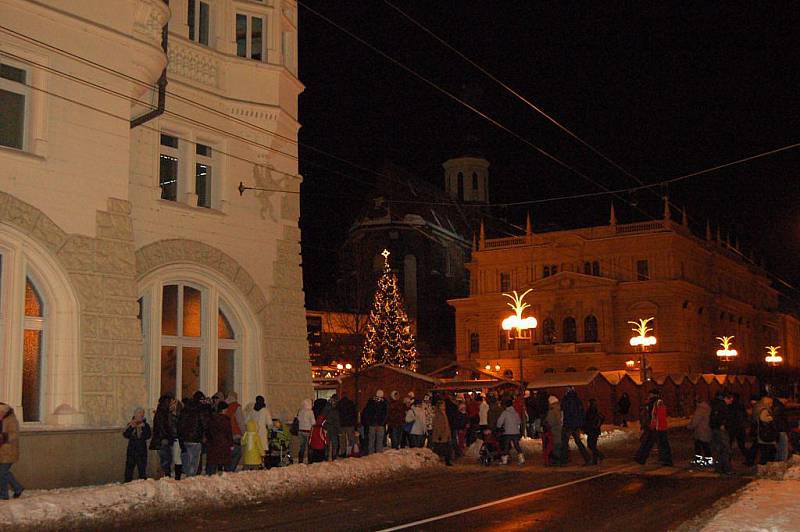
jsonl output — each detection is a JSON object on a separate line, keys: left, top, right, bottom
{"left": 360, "top": 249, "right": 418, "bottom": 370}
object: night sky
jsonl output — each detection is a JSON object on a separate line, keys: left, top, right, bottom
{"left": 297, "top": 2, "right": 800, "bottom": 307}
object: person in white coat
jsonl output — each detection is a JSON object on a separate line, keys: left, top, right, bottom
{"left": 479, "top": 396, "right": 489, "bottom": 428}
{"left": 405, "top": 399, "right": 427, "bottom": 448}
{"left": 297, "top": 399, "right": 316, "bottom": 464}
{"left": 497, "top": 398, "right": 524, "bottom": 465}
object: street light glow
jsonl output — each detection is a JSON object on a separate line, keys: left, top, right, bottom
{"left": 715, "top": 336, "right": 738, "bottom": 360}
{"left": 501, "top": 289, "right": 538, "bottom": 334}
{"left": 765, "top": 345, "right": 783, "bottom": 366}
{"left": 628, "top": 317, "right": 657, "bottom": 346}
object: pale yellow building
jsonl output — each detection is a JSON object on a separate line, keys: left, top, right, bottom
{"left": 450, "top": 203, "right": 800, "bottom": 381}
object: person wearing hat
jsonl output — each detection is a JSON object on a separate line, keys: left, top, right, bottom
{"left": 634, "top": 390, "right": 673, "bottom": 466}
{"left": 544, "top": 395, "right": 563, "bottom": 466}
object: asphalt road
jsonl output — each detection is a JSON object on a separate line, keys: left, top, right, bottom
{"left": 128, "top": 429, "right": 751, "bottom": 532}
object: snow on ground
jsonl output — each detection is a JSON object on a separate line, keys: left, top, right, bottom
{"left": 464, "top": 424, "right": 640, "bottom": 460}
{"left": 702, "top": 456, "right": 800, "bottom": 531}
{"left": 0, "top": 448, "right": 440, "bottom": 530}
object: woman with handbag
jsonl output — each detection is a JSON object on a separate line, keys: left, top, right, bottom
{"left": 0, "top": 403, "right": 23, "bottom": 500}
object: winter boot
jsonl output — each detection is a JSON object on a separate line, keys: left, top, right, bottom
{"left": 517, "top": 453, "right": 526, "bottom": 465}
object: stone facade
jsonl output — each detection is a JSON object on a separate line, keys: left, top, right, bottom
{"left": 450, "top": 207, "right": 800, "bottom": 380}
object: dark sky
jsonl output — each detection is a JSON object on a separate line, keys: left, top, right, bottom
{"left": 297, "top": 2, "right": 800, "bottom": 306}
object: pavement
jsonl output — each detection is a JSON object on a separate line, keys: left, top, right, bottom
{"left": 127, "top": 428, "right": 752, "bottom": 532}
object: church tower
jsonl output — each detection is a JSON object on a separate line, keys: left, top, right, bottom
{"left": 443, "top": 156, "right": 490, "bottom": 203}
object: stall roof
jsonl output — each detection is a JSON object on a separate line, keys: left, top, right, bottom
{"left": 527, "top": 371, "right": 602, "bottom": 389}
{"left": 339, "top": 363, "right": 440, "bottom": 384}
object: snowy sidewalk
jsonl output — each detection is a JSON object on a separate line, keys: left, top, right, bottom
{"left": 702, "top": 456, "right": 800, "bottom": 531}
{"left": 0, "top": 448, "right": 441, "bottom": 530}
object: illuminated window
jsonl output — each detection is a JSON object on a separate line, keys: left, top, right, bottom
{"left": 0, "top": 61, "right": 27, "bottom": 150}
{"left": 188, "top": 0, "right": 211, "bottom": 46}
{"left": 159, "top": 134, "right": 179, "bottom": 202}
{"left": 151, "top": 283, "right": 240, "bottom": 399}
{"left": 236, "top": 14, "right": 266, "bottom": 61}
{"left": 23, "top": 277, "right": 44, "bottom": 422}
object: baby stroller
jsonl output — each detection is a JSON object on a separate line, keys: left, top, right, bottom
{"left": 479, "top": 428, "right": 503, "bottom": 466}
{"left": 265, "top": 423, "right": 294, "bottom": 468}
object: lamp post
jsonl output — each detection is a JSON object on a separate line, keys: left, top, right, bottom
{"left": 765, "top": 345, "right": 783, "bottom": 386}
{"left": 715, "top": 336, "right": 738, "bottom": 372}
{"left": 629, "top": 317, "right": 657, "bottom": 383}
{"left": 501, "top": 289, "right": 537, "bottom": 385}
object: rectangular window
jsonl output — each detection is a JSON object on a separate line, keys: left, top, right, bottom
{"left": 500, "top": 272, "right": 510, "bottom": 292}
{"left": 0, "top": 62, "right": 27, "bottom": 150}
{"left": 159, "top": 134, "right": 179, "bottom": 202}
{"left": 543, "top": 266, "right": 550, "bottom": 278}
{"left": 551, "top": 265, "right": 557, "bottom": 275}
{"left": 236, "top": 14, "right": 266, "bottom": 61}
{"left": 218, "top": 348, "right": 235, "bottom": 395}
{"left": 469, "top": 333, "right": 479, "bottom": 354}
{"left": 636, "top": 259, "right": 649, "bottom": 281}
{"left": 472, "top": 173, "right": 479, "bottom": 190}
{"left": 196, "top": 143, "right": 212, "bottom": 208}
{"left": 181, "top": 347, "right": 201, "bottom": 399}
{"left": 188, "top": 0, "right": 210, "bottom": 45}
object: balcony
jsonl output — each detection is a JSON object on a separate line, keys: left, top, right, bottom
{"left": 615, "top": 221, "right": 668, "bottom": 234}
{"left": 483, "top": 236, "right": 530, "bottom": 249}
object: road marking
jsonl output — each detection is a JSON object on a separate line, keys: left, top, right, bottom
{"left": 376, "top": 467, "right": 623, "bottom": 531}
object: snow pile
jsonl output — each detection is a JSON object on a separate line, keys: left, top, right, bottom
{"left": 702, "top": 457, "right": 800, "bottom": 531}
{"left": 0, "top": 448, "right": 440, "bottom": 530}
{"left": 463, "top": 427, "right": 637, "bottom": 460}
{"left": 702, "top": 479, "right": 800, "bottom": 531}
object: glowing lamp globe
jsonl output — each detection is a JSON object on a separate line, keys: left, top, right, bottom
{"left": 485, "top": 364, "right": 492, "bottom": 371}
{"left": 628, "top": 317, "right": 657, "bottom": 347}
{"left": 336, "top": 363, "right": 344, "bottom": 370}
{"left": 501, "top": 289, "right": 537, "bottom": 336}
{"left": 625, "top": 359, "right": 636, "bottom": 369}
{"left": 629, "top": 336, "right": 657, "bottom": 347}
{"left": 765, "top": 346, "right": 783, "bottom": 366}
{"left": 495, "top": 364, "right": 501, "bottom": 372}
{"left": 502, "top": 315, "right": 538, "bottom": 332}
{"left": 345, "top": 363, "right": 352, "bottom": 370}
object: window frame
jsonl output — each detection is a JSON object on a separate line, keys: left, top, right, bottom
{"left": 195, "top": 142, "right": 213, "bottom": 208}
{"left": 236, "top": 13, "right": 267, "bottom": 61}
{"left": 159, "top": 133, "right": 180, "bottom": 202}
{"left": 0, "top": 59, "right": 30, "bottom": 151}
{"left": 188, "top": 0, "right": 212, "bottom": 46}
{"left": 636, "top": 259, "right": 650, "bottom": 281}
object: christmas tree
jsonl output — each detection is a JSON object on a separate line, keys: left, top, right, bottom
{"left": 360, "top": 249, "right": 418, "bottom": 370}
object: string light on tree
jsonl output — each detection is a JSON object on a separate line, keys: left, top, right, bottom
{"left": 360, "top": 249, "right": 419, "bottom": 370}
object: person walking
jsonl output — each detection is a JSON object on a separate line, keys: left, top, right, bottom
{"left": 584, "top": 399, "right": 604, "bottom": 465}
{"left": 296, "top": 399, "right": 316, "bottom": 464}
{"left": 205, "top": 402, "right": 233, "bottom": 475}
{"left": 497, "top": 398, "right": 525, "bottom": 465}
{"left": 337, "top": 395, "right": 356, "bottom": 458}
{"left": 0, "top": 403, "right": 23, "bottom": 500}
{"left": 122, "top": 407, "right": 151, "bottom": 482}
{"left": 387, "top": 391, "right": 406, "bottom": 450}
{"left": 616, "top": 392, "right": 631, "bottom": 427}
{"left": 224, "top": 393, "right": 245, "bottom": 472}
{"left": 363, "top": 390, "right": 388, "bottom": 454}
{"left": 560, "top": 388, "right": 591, "bottom": 465}
{"left": 687, "top": 400, "right": 712, "bottom": 468}
{"left": 710, "top": 392, "right": 734, "bottom": 475}
{"left": 545, "top": 395, "right": 563, "bottom": 466}
{"left": 431, "top": 400, "right": 453, "bottom": 466}
{"left": 634, "top": 390, "right": 673, "bottom": 466}
{"left": 753, "top": 396, "right": 777, "bottom": 464}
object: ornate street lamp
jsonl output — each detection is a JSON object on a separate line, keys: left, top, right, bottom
{"left": 629, "top": 317, "right": 657, "bottom": 383}
{"left": 765, "top": 345, "right": 783, "bottom": 366}
{"left": 716, "top": 336, "right": 738, "bottom": 361}
{"left": 502, "top": 289, "right": 537, "bottom": 384}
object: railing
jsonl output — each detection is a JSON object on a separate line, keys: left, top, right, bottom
{"left": 483, "top": 236, "right": 529, "bottom": 249}
{"left": 615, "top": 221, "right": 666, "bottom": 234}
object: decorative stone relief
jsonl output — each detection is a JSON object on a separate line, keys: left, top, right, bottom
{"left": 133, "top": 0, "right": 169, "bottom": 46}
{"left": 167, "top": 41, "right": 220, "bottom": 88}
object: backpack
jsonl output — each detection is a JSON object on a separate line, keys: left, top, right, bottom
{"left": 310, "top": 418, "right": 328, "bottom": 450}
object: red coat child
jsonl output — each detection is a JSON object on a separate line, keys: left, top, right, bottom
{"left": 309, "top": 415, "right": 329, "bottom": 463}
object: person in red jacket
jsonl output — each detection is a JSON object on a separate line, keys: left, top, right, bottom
{"left": 309, "top": 415, "right": 329, "bottom": 464}
{"left": 634, "top": 390, "right": 673, "bottom": 466}
{"left": 387, "top": 391, "right": 407, "bottom": 449}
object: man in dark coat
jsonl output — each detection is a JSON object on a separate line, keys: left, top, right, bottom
{"left": 616, "top": 393, "right": 631, "bottom": 427}
{"left": 560, "top": 388, "right": 591, "bottom": 465}
{"left": 710, "top": 391, "right": 734, "bottom": 475}
{"left": 362, "top": 390, "right": 388, "bottom": 454}
{"left": 178, "top": 393, "right": 207, "bottom": 476}
{"left": 387, "top": 391, "right": 407, "bottom": 449}
{"left": 205, "top": 402, "right": 233, "bottom": 475}
{"left": 338, "top": 395, "right": 357, "bottom": 457}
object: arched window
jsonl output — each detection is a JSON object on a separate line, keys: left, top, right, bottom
{"left": 583, "top": 262, "right": 591, "bottom": 275}
{"left": 23, "top": 278, "right": 44, "bottom": 422}
{"left": 472, "top": 172, "right": 479, "bottom": 190}
{"left": 0, "top": 226, "right": 81, "bottom": 425}
{"left": 592, "top": 261, "right": 600, "bottom": 276}
{"left": 139, "top": 265, "right": 258, "bottom": 407}
{"left": 584, "top": 315, "right": 598, "bottom": 343}
{"left": 457, "top": 172, "right": 464, "bottom": 202}
{"left": 469, "top": 332, "right": 479, "bottom": 353}
{"left": 542, "top": 318, "right": 556, "bottom": 344}
{"left": 562, "top": 317, "right": 577, "bottom": 343}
